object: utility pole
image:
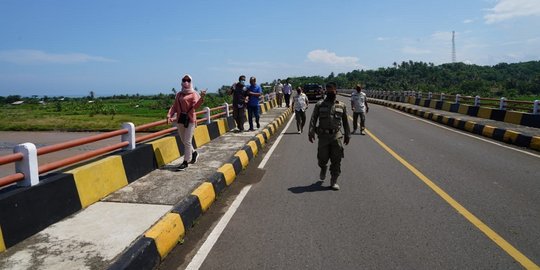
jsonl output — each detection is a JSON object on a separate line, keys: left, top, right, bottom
{"left": 452, "top": 31, "right": 456, "bottom": 63}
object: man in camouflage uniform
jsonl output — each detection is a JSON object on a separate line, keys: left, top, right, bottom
{"left": 308, "top": 82, "right": 351, "bottom": 190}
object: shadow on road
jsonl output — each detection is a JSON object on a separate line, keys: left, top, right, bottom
{"left": 288, "top": 180, "right": 330, "bottom": 194}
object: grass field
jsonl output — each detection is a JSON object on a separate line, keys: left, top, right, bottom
{"left": 0, "top": 94, "right": 232, "bottom": 132}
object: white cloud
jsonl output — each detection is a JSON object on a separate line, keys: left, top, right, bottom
{"left": 463, "top": 19, "right": 474, "bottom": 24}
{"left": 0, "top": 49, "right": 116, "bottom": 64}
{"left": 484, "top": 0, "right": 540, "bottom": 24}
{"left": 402, "top": 46, "right": 431, "bottom": 55}
{"left": 306, "top": 49, "right": 360, "bottom": 67}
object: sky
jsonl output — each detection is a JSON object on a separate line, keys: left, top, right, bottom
{"left": 1, "top": 0, "right": 539, "bottom": 97}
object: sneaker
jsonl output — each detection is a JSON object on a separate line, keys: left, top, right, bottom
{"left": 248, "top": 128, "right": 255, "bottom": 131}
{"left": 190, "top": 151, "right": 198, "bottom": 164}
{"left": 319, "top": 167, "right": 327, "bottom": 181}
{"left": 256, "top": 122, "right": 260, "bottom": 128}
{"left": 176, "top": 161, "right": 188, "bottom": 171}
{"left": 360, "top": 129, "right": 366, "bottom": 135}
{"left": 352, "top": 129, "right": 357, "bottom": 134}
{"left": 297, "top": 130, "right": 301, "bottom": 134}
{"left": 331, "top": 183, "right": 340, "bottom": 190}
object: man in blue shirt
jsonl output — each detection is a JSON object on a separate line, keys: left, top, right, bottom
{"left": 247, "top": 76, "right": 262, "bottom": 131}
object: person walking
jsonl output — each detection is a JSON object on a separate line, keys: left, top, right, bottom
{"left": 228, "top": 75, "right": 248, "bottom": 132}
{"left": 283, "top": 80, "right": 292, "bottom": 108}
{"left": 167, "top": 74, "right": 206, "bottom": 171}
{"left": 308, "top": 82, "right": 350, "bottom": 190}
{"left": 246, "top": 76, "right": 262, "bottom": 131}
{"left": 274, "top": 80, "right": 284, "bottom": 107}
{"left": 292, "top": 86, "right": 309, "bottom": 134}
{"left": 351, "top": 84, "right": 369, "bottom": 135}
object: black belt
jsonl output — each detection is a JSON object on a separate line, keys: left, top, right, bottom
{"left": 319, "top": 128, "right": 339, "bottom": 134}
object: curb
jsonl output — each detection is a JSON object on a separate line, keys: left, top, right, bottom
{"left": 369, "top": 98, "right": 540, "bottom": 152}
{"left": 108, "top": 108, "right": 293, "bottom": 270}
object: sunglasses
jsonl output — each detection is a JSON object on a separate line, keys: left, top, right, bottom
{"left": 182, "top": 79, "right": 191, "bottom": 83}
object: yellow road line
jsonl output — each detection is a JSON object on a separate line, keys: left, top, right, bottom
{"left": 360, "top": 125, "right": 539, "bottom": 269}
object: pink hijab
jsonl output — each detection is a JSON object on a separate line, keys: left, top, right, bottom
{"left": 181, "top": 74, "right": 195, "bottom": 94}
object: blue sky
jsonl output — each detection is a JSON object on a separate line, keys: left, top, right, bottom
{"left": 1, "top": 0, "right": 539, "bottom": 97}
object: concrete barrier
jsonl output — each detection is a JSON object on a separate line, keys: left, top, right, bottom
{"left": 368, "top": 98, "right": 540, "bottom": 152}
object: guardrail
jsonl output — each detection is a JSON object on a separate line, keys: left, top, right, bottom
{"left": 0, "top": 93, "right": 275, "bottom": 189}
{"left": 366, "top": 90, "right": 539, "bottom": 114}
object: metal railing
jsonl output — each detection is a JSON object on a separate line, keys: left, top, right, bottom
{"left": 0, "top": 94, "right": 275, "bottom": 189}
{"left": 366, "top": 90, "right": 539, "bottom": 114}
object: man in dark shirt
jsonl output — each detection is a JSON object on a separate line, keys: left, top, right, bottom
{"left": 229, "top": 75, "right": 248, "bottom": 132}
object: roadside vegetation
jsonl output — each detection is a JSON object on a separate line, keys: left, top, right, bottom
{"left": 0, "top": 91, "right": 231, "bottom": 132}
{"left": 283, "top": 60, "right": 540, "bottom": 100}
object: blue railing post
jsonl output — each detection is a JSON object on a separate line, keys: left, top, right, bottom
{"left": 14, "top": 143, "right": 39, "bottom": 187}
{"left": 121, "top": 122, "right": 136, "bottom": 150}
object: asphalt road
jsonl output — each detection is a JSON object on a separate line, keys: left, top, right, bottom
{"left": 160, "top": 96, "right": 540, "bottom": 270}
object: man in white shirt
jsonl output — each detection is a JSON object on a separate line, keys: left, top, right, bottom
{"left": 350, "top": 84, "right": 369, "bottom": 135}
{"left": 273, "top": 80, "right": 284, "bottom": 107}
{"left": 292, "top": 86, "right": 309, "bottom": 133}
{"left": 283, "top": 80, "right": 293, "bottom": 108}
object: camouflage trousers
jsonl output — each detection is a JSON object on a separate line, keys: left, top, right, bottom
{"left": 317, "top": 137, "right": 344, "bottom": 178}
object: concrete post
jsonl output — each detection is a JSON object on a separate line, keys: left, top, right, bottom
{"left": 428, "top": 92, "right": 432, "bottom": 100}
{"left": 224, "top": 103, "right": 230, "bottom": 117}
{"left": 500, "top": 97, "right": 506, "bottom": 110}
{"left": 121, "top": 122, "right": 136, "bottom": 150}
{"left": 455, "top": 94, "right": 461, "bottom": 104}
{"left": 440, "top": 93, "right": 445, "bottom": 101}
{"left": 533, "top": 100, "right": 539, "bottom": 114}
{"left": 14, "top": 143, "right": 39, "bottom": 187}
{"left": 474, "top": 96, "right": 480, "bottom": 106}
{"left": 205, "top": 107, "right": 211, "bottom": 124}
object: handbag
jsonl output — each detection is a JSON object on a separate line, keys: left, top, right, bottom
{"left": 176, "top": 93, "right": 193, "bottom": 128}
{"left": 178, "top": 112, "right": 189, "bottom": 128}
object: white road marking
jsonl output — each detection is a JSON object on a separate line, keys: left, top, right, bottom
{"left": 387, "top": 107, "right": 540, "bottom": 159}
{"left": 185, "top": 185, "right": 252, "bottom": 270}
{"left": 258, "top": 115, "right": 296, "bottom": 169}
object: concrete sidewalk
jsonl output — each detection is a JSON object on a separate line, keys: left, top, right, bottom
{"left": 0, "top": 106, "right": 291, "bottom": 270}
{"left": 368, "top": 98, "right": 540, "bottom": 151}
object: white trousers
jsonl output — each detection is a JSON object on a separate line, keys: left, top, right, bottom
{"left": 177, "top": 123, "right": 195, "bottom": 163}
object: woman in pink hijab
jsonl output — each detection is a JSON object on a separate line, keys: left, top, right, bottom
{"left": 167, "top": 74, "right": 206, "bottom": 171}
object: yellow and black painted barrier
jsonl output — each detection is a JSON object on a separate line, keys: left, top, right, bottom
{"left": 405, "top": 96, "right": 540, "bottom": 128}
{"left": 108, "top": 107, "right": 293, "bottom": 269}
{"left": 369, "top": 98, "right": 540, "bottom": 152}
{"left": 0, "top": 99, "right": 282, "bottom": 254}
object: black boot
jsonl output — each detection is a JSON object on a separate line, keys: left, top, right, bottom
{"left": 319, "top": 166, "right": 327, "bottom": 181}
